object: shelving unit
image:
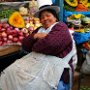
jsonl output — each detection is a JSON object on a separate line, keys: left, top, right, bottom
{"left": 55, "top": 0, "right": 64, "bottom": 21}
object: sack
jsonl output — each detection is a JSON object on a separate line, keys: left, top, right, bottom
{"left": 81, "top": 51, "right": 90, "bottom": 74}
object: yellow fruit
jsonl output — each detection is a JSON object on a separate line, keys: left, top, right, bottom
{"left": 75, "top": 29, "right": 85, "bottom": 33}
{"left": 73, "top": 14, "right": 82, "bottom": 19}
{"left": 65, "top": 0, "right": 78, "bottom": 7}
{"left": 9, "top": 12, "right": 25, "bottom": 28}
{"left": 79, "top": 0, "right": 88, "bottom": 5}
{"left": 85, "top": 3, "right": 90, "bottom": 7}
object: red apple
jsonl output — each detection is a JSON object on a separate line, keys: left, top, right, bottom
{"left": 13, "top": 37, "right": 18, "bottom": 42}
{"left": 3, "top": 37, "right": 8, "bottom": 41}
{"left": 3, "top": 23, "right": 9, "bottom": 28}
{"left": 1, "top": 32, "right": 7, "bottom": 37}
{"left": 18, "top": 32, "right": 24, "bottom": 36}
{"left": 0, "top": 41, "right": 3, "bottom": 46}
{"left": 19, "top": 36, "right": 24, "bottom": 41}
{"left": 7, "top": 40, "right": 12, "bottom": 44}
{"left": 3, "top": 41, "right": 7, "bottom": 45}
{"left": 8, "top": 35, "right": 13, "bottom": 40}
{"left": 1, "top": 28, "right": 6, "bottom": 32}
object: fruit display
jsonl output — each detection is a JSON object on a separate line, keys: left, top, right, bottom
{"left": 64, "top": 0, "right": 90, "bottom": 11}
{"left": 83, "top": 41, "right": 90, "bottom": 50}
{"left": 0, "top": 8, "right": 15, "bottom": 19}
{"left": 65, "top": 0, "right": 78, "bottom": 7}
{"left": 67, "top": 14, "right": 90, "bottom": 26}
{"left": 8, "top": 11, "right": 25, "bottom": 28}
{"left": 25, "top": 16, "right": 42, "bottom": 33}
{"left": 79, "top": 0, "right": 88, "bottom": 5}
{"left": 0, "top": 17, "right": 42, "bottom": 46}
{"left": 0, "top": 22, "right": 29, "bottom": 46}
{"left": 19, "top": 7, "right": 28, "bottom": 16}
{"left": 29, "top": 0, "right": 38, "bottom": 16}
{"left": 0, "top": 1, "right": 42, "bottom": 46}
{"left": 75, "top": 3, "right": 89, "bottom": 11}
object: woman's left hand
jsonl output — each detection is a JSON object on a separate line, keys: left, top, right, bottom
{"left": 34, "top": 33, "right": 47, "bottom": 39}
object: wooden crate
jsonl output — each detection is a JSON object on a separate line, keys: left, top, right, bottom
{"left": 0, "top": 45, "right": 21, "bottom": 56}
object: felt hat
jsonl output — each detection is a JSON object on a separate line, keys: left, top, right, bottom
{"left": 34, "top": 0, "right": 60, "bottom": 17}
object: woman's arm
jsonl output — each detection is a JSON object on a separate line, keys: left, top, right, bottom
{"left": 32, "top": 22, "right": 73, "bottom": 56}
{"left": 22, "top": 29, "right": 39, "bottom": 52}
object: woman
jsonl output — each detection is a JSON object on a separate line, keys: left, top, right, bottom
{"left": 0, "top": 1, "right": 77, "bottom": 90}
{"left": 22, "top": 5, "right": 76, "bottom": 90}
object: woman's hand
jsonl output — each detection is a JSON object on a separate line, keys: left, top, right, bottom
{"left": 34, "top": 33, "right": 47, "bottom": 39}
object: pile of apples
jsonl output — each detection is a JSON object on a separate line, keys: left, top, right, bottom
{"left": 0, "top": 22, "right": 30, "bottom": 46}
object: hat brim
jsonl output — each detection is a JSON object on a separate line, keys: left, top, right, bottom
{"left": 34, "top": 6, "right": 60, "bottom": 18}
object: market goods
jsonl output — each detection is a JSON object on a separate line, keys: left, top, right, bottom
{"left": 75, "top": 3, "right": 89, "bottom": 11}
{"left": 19, "top": 7, "right": 28, "bottom": 16}
{"left": 8, "top": 12, "right": 25, "bottom": 28}
{"left": 69, "top": 14, "right": 82, "bottom": 19}
{"left": 81, "top": 16, "right": 90, "bottom": 24}
{"left": 85, "top": 3, "right": 90, "bottom": 8}
{"left": 0, "top": 1, "right": 41, "bottom": 46}
{"left": 0, "top": 9, "right": 15, "bottom": 19}
{"left": 73, "top": 14, "right": 82, "bottom": 19}
{"left": 0, "top": 22, "right": 29, "bottom": 46}
{"left": 79, "top": 0, "right": 88, "bottom": 5}
{"left": 64, "top": 4, "right": 75, "bottom": 11}
{"left": 34, "top": 18, "right": 42, "bottom": 30}
{"left": 75, "top": 29, "right": 85, "bottom": 33}
{"left": 65, "top": 0, "right": 78, "bottom": 7}
{"left": 83, "top": 42, "right": 90, "bottom": 50}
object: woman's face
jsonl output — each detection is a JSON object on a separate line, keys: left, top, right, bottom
{"left": 40, "top": 11, "right": 57, "bottom": 29}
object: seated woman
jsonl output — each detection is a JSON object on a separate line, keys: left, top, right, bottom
{"left": 0, "top": 0, "right": 77, "bottom": 90}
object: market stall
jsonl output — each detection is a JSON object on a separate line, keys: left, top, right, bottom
{"left": 0, "top": 0, "right": 42, "bottom": 52}
{"left": 63, "top": 0, "right": 90, "bottom": 71}
{"left": 58, "top": 0, "right": 90, "bottom": 90}
{"left": 0, "top": 0, "right": 43, "bottom": 72}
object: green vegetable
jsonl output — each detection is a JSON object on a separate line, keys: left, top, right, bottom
{"left": 0, "top": 9, "right": 15, "bottom": 19}
{"left": 64, "top": 4, "right": 75, "bottom": 11}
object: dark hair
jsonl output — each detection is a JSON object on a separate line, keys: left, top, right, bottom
{"left": 39, "top": 9, "right": 59, "bottom": 21}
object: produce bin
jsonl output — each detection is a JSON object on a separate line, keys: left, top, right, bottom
{"left": 0, "top": 0, "right": 38, "bottom": 72}
{"left": 0, "top": 45, "right": 20, "bottom": 56}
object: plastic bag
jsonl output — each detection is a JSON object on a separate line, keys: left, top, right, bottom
{"left": 81, "top": 51, "right": 90, "bottom": 74}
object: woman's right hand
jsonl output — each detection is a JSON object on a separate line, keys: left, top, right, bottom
{"left": 34, "top": 33, "right": 47, "bottom": 39}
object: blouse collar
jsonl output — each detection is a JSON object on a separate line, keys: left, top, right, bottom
{"left": 38, "top": 22, "right": 58, "bottom": 34}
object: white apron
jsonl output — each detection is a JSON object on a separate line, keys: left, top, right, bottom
{"left": 0, "top": 41, "right": 76, "bottom": 90}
